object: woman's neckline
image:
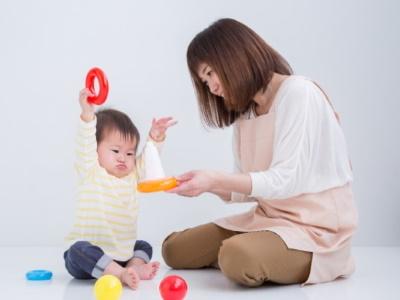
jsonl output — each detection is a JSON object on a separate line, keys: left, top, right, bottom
{"left": 254, "top": 74, "right": 293, "bottom": 117}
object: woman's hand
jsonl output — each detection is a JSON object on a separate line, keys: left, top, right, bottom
{"left": 149, "top": 117, "right": 177, "bottom": 142}
{"left": 168, "top": 170, "right": 252, "bottom": 199}
{"left": 168, "top": 170, "right": 217, "bottom": 197}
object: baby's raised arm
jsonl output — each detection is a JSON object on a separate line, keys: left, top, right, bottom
{"left": 79, "top": 88, "right": 96, "bottom": 122}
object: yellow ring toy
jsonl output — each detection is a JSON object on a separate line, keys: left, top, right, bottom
{"left": 137, "top": 177, "right": 177, "bottom": 193}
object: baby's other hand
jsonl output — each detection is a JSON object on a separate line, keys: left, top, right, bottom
{"left": 149, "top": 117, "right": 177, "bottom": 142}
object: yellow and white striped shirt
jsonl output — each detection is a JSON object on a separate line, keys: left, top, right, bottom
{"left": 65, "top": 118, "right": 153, "bottom": 261}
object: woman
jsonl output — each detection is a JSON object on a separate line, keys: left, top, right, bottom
{"left": 163, "top": 18, "right": 357, "bottom": 286}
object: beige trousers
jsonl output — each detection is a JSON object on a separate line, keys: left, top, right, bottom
{"left": 162, "top": 223, "right": 312, "bottom": 287}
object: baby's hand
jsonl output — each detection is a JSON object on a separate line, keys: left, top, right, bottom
{"left": 149, "top": 117, "right": 177, "bottom": 142}
{"left": 79, "top": 88, "right": 95, "bottom": 122}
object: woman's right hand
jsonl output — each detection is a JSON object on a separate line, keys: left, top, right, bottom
{"left": 79, "top": 88, "right": 95, "bottom": 122}
{"left": 168, "top": 170, "right": 217, "bottom": 197}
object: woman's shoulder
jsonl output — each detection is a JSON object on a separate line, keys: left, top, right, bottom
{"left": 280, "top": 75, "right": 316, "bottom": 93}
{"left": 274, "top": 75, "right": 323, "bottom": 108}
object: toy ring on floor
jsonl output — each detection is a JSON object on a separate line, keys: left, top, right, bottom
{"left": 85, "top": 67, "right": 109, "bottom": 105}
{"left": 137, "top": 177, "right": 177, "bottom": 193}
{"left": 26, "top": 270, "right": 53, "bottom": 281}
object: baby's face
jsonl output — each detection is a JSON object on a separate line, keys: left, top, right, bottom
{"left": 97, "top": 130, "right": 137, "bottom": 178}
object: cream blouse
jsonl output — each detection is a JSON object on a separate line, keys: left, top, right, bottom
{"left": 233, "top": 76, "right": 353, "bottom": 200}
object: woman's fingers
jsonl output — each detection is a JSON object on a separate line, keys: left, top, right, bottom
{"left": 167, "top": 186, "right": 199, "bottom": 197}
{"left": 167, "top": 172, "right": 196, "bottom": 195}
{"left": 167, "top": 182, "right": 192, "bottom": 194}
{"left": 175, "top": 171, "right": 195, "bottom": 182}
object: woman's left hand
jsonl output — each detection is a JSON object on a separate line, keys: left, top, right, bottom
{"left": 149, "top": 117, "right": 177, "bottom": 142}
{"left": 168, "top": 170, "right": 217, "bottom": 197}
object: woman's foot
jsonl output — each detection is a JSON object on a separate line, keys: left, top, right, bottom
{"left": 132, "top": 261, "right": 160, "bottom": 280}
{"left": 120, "top": 267, "right": 140, "bottom": 289}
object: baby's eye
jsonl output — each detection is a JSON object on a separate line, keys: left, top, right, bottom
{"left": 127, "top": 152, "right": 134, "bottom": 156}
{"left": 112, "top": 149, "right": 119, "bottom": 154}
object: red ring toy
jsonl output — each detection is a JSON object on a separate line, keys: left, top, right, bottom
{"left": 85, "top": 67, "right": 109, "bottom": 105}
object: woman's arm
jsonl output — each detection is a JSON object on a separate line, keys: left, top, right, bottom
{"left": 211, "top": 189, "right": 231, "bottom": 201}
{"left": 168, "top": 170, "right": 252, "bottom": 198}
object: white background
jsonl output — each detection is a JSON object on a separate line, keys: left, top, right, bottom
{"left": 0, "top": 0, "right": 399, "bottom": 247}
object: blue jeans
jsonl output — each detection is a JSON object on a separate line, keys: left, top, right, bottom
{"left": 63, "top": 240, "right": 153, "bottom": 279}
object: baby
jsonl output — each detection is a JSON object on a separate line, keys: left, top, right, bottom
{"left": 64, "top": 88, "right": 176, "bottom": 289}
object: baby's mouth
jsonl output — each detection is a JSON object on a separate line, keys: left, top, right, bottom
{"left": 116, "top": 164, "right": 127, "bottom": 170}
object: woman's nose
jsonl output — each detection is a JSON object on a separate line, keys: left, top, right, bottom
{"left": 209, "top": 81, "right": 219, "bottom": 95}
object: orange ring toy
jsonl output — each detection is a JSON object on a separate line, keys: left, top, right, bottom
{"left": 137, "top": 177, "right": 177, "bottom": 193}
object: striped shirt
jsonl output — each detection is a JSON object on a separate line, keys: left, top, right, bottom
{"left": 65, "top": 117, "right": 156, "bottom": 261}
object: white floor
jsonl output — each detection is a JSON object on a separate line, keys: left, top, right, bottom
{"left": 2, "top": 246, "right": 399, "bottom": 300}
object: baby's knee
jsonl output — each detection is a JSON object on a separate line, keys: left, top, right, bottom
{"left": 135, "top": 240, "right": 152, "bottom": 252}
{"left": 67, "top": 241, "right": 90, "bottom": 258}
{"left": 67, "top": 241, "right": 103, "bottom": 262}
{"left": 134, "top": 240, "right": 153, "bottom": 262}
{"left": 70, "top": 241, "right": 91, "bottom": 250}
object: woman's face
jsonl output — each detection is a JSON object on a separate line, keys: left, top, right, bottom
{"left": 197, "top": 63, "right": 225, "bottom": 98}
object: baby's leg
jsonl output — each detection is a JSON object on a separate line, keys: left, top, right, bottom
{"left": 126, "top": 240, "right": 160, "bottom": 280}
{"left": 64, "top": 241, "right": 109, "bottom": 280}
{"left": 64, "top": 241, "right": 95, "bottom": 279}
{"left": 64, "top": 241, "right": 139, "bottom": 289}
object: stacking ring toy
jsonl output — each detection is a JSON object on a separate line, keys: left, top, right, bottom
{"left": 85, "top": 67, "right": 109, "bottom": 105}
{"left": 26, "top": 270, "right": 53, "bottom": 281}
{"left": 137, "top": 177, "right": 177, "bottom": 193}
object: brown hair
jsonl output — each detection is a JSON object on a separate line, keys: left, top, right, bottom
{"left": 187, "top": 18, "right": 293, "bottom": 128}
{"left": 95, "top": 108, "right": 140, "bottom": 150}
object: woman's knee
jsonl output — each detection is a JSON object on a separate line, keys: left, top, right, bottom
{"left": 162, "top": 231, "right": 184, "bottom": 268}
{"left": 163, "top": 223, "right": 233, "bottom": 269}
{"left": 218, "top": 231, "right": 311, "bottom": 286}
{"left": 218, "top": 236, "right": 264, "bottom": 287}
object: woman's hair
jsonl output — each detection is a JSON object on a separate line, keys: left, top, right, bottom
{"left": 187, "top": 18, "right": 293, "bottom": 128}
{"left": 95, "top": 108, "right": 140, "bottom": 150}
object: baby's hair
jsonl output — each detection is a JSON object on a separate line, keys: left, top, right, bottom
{"left": 95, "top": 108, "right": 140, "bottom": 150}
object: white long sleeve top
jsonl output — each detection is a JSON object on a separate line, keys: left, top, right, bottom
{"left": 233, "top": 76, "right": 353, "bottom": 200}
